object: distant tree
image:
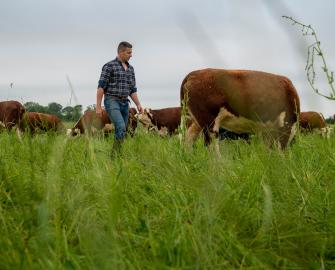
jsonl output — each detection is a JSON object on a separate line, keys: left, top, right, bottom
{"left": 61, "top": 105, "right": 82, "bottom": 122}
{"left": 47, "top": 102, "right": 63, "bottom": 118}
{"left": 24, "top": 101, "right": 83, "bottom": 121}
{"left": 24, "top": 102, "right": 47, "bottom": 113}
{"left": 73, "top": 105, "right": 83, "bottom": 121}
{"left": 325, "top": 116, "right": 335, "bottom": 124}
{"left": 85, "top": 104, "right": 96, "bottom": 112}
{"left": 62, "top": 106, "right": 74, "bottom": 121}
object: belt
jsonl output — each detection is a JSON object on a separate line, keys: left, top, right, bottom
{"left": 109, "top": 95, "right": 129, "bottom": 102}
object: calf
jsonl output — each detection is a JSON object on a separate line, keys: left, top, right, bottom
{"left": 136, "top": 107, "right": 188, "bottom": 136}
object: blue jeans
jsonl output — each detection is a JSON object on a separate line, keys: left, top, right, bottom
{"left": 104, "top": 98, "right": 129, "bottom": 141}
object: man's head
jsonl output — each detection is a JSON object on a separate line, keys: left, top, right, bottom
{"left": 117, "top": 41, "right": 133, "bottom": 63}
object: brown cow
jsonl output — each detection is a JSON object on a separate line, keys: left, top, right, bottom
{"left": 69, "top": 107, "right": 138, "bottom": 137}
{"left": 299, "top": 111, "right": 326, "bottom": 131}
{"left": 21, "top": 112, "right": 64, "bottom": 134}
{"left": 0, "top": 100, "right": 25, "bottom": 130}
{"left": 181, "top": 69, "right": 300, "bottom": 148}
{"left": 136, "top": 107, "right": 190, "bottom": 136}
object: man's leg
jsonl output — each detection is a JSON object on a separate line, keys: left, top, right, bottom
{"left": 104, "top": 99, "right": 127, "bottom": 156}
{"left": 120, "top": 101, "right": 129, "bottom": 137}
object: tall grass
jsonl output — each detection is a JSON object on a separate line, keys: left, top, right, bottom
{"left": 0, "top": 128, "right": 334, "bottom": 269}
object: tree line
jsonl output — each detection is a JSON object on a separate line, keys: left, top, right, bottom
{"left": 23, "top": 102, "right": 95, "bottom": 122}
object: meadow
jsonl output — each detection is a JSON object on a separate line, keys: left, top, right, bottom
{"left": 0, "top": 128, "right": 334, "bottom": 269}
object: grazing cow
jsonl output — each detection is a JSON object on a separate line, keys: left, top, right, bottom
{"left": 136, "top": 107, "right": 190, "bottom": 136}
{"left": 69, "top": 107, "right": 138, "bottom": 136}
{"left": 0, "top": 100, "right": 25, "bottom": 130}
{"left": 299, "top": 111, "right": 326, "bottom": 131}
{"left": 181, "top": 69, "right": 300, "bottom": 148}
{"left": 299, "top": 111, "right": 332, "bottom": 137}
{"left": 21, "top": 112, "right": 64, "bottom": 134}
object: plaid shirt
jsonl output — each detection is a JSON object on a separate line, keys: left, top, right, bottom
{"left": 98, "top": 57, "right": 137, "bottom": 99}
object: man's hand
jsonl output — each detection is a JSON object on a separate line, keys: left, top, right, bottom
{"left": 96, "top": 88, "right": 104, "bottom": 117}
{"left": 96, "top": 106, "right": 103, "bottom": 116}
{"left": 137, "top": 103, "right": 143, "bottom": 114}
{"left": 130, "top": 92, "right": 143, "bottom": 113}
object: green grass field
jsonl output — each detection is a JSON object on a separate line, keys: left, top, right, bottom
{"left": 0, "top": 128, "right": 334, "bottom": 269}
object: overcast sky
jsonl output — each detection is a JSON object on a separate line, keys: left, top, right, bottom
{"left": 1, "top": 0, "right": 334, "bottom": 117}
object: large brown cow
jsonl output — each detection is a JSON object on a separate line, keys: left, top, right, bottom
{"left": 180, "top": 69, "right": 300, "bottom": 148}
{"left": 136, "top": 107, "right": 191, "bottom": 136}
{"left": 0, "top": 100, "right": 26, "bottom": 130}
{"left": 21, "top": 112, "right": 64, "bottom": 134}
{"left": 299, "top": 111, "right": 326, "bottom": 131}
{"left": 69, "top": 107, "right": 138, "bottom": 137}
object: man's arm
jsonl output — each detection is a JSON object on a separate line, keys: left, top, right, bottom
{"left": 96, "top": 87, "right": 104, "bottom": 116}
{"left": 130, "top": 92, "right": 143, "bottom": 113}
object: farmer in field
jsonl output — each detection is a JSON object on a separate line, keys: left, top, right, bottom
{"left": 96, "top": 41, "right": 143, "bottom": 156}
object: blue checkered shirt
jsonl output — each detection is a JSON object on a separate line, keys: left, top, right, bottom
{"left": 98, "top": 57, "right": 137, "bottom": 99}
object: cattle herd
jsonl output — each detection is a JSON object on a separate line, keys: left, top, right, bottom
{"left": 0, "top": 68, "right": 333, "bottom": 147}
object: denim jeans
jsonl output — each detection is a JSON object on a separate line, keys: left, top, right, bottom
{"left": 104, "top": 98, "right": 129, "bottom": 141}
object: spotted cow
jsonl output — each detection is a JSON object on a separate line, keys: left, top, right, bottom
{"left": 136, "top": 107, "right": 191, "bottom": 136}
{"left": 180, "top": 68, "right": 300, "bottom": 148}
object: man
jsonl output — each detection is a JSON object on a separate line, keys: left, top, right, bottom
{"left": 96, "top": 41, "right": 143, "bottom": 155}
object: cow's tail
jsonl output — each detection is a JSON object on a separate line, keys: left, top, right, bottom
{"left": 280, "top": 77, "right": 301, "bottom": 148}
{"left": 180, "top": 73, "right": 192, "bottom": 105}
{"left": 180, "top": 74, "right": 192, "bottom": 139}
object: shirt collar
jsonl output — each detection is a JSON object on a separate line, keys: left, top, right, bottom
{"left": 115, "top": 57, "right": 129, "bottom": 67}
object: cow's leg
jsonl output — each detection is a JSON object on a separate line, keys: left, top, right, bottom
{"left": 203, "top": 128, "right": 212, "bottom": 146}
{"left": 278, "top": 122, "right": 297, "bottom": 149}
{"left": 186, "top": 122, "right": 202, "bottom": 145}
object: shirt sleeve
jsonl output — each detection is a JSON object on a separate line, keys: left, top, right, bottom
{"left": 130, "top": 69, "right": 137, "bottom": 95}
{"left": 98, "top": 64, "right": 112, "bottom": 90}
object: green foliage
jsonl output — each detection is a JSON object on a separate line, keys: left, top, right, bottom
{"left": 283, "top": 16, "right": 335, "bottom": 101}
{"left": 24, "top": 101, "right": 48, "bottom": 113}
{"left": 23, "top": 102, "right": 83, "bottom": 122}
{"left": 0, "top": 130, "right": 334, "bottom": 269}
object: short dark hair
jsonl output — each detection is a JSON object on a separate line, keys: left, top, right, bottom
{"left": 117, "top": 41, "right": 132, "bottom": 53}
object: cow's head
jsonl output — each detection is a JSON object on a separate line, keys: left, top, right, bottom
{"left": 135, "top": 108, "right": 155, "bottom": 129}
{"left": 67, "top": 128, "right": 81, "bottom": 137}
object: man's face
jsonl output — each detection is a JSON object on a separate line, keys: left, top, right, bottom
{"left": 118, "top": 48, "right": 132, "bottom": 62}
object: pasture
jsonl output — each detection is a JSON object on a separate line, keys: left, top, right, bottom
{"left": 0, "top": 128, "right": 334, "bottom": 269}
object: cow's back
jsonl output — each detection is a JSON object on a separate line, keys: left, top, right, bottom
{"left": 22, "top": 112, "right": 63, "bottom": 133}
